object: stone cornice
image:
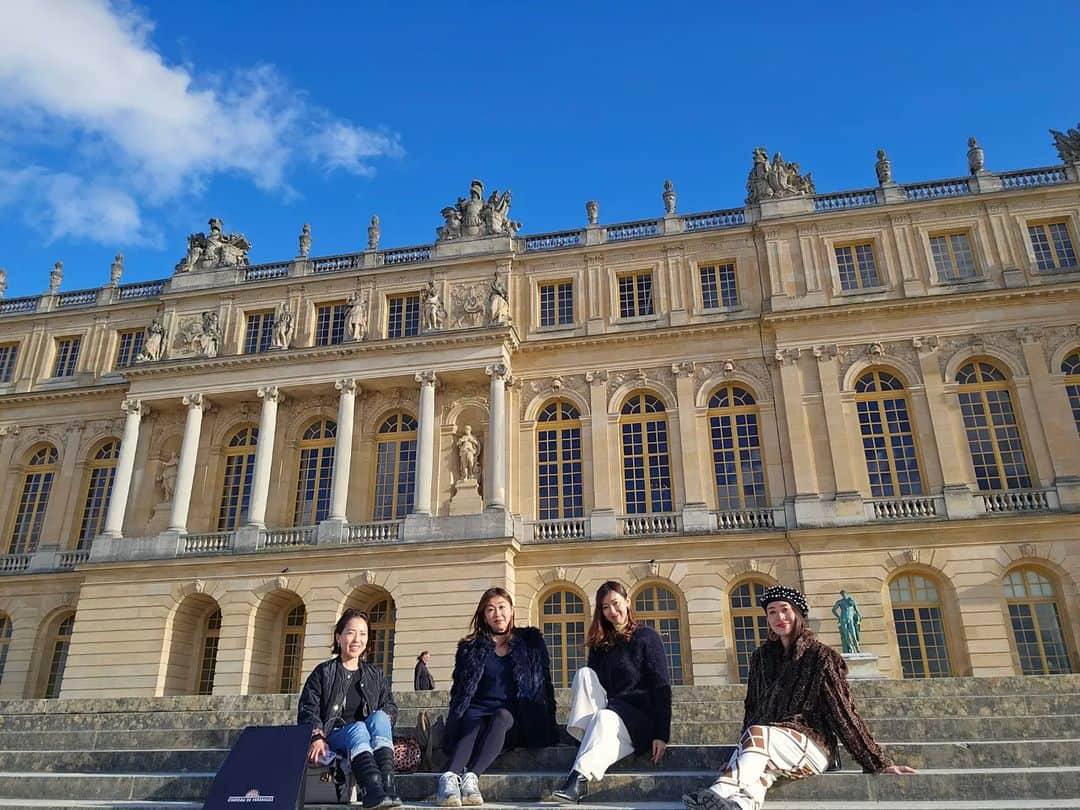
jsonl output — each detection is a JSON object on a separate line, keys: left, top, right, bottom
{"left": 517, "top": 316, "right": 760, "bottom": 356}
{"left": 0, "top": 380, "right": 128, "bottom": 406}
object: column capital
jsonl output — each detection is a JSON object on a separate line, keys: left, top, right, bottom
{"left": 485, "top": 362, "right": 510, "bottom": 381}
{"left": 182, "top": 392, "right": 206, "bottom": 410}
{"left": 0, "top": 423, "right": 20, "bottom": 439}
{"left": 913, "top": 335, "right": 940, "bottom": 354}
{"left": 585, "top": 369, "right": 609, "bottom": 386}
{"left": 773, "top": 348, "right": 801, "bottom": 366}
{"left": 415, "top": 370, "right": 438, "bottom": 386}
{"left": 257, "top": 385, "right": 283, "bottom": 403}
{"left": 121, "top": 399, "right": 146, "bottom": 417}
{"left": 812, "top": 344, "right": 839, "bottom": 363}
{"left": 671, "top": 360, "right": 696, "bottom": 379}
{"left": 335, "top": 377, "right": 360, "bottom": 395}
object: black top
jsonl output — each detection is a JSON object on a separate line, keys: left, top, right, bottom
{"left": 471, "top": 651, "right": 517, "bottom": 711}
{"left": 414, "top": 660, "right": 435, "bottom": 691}
{"left": 587, "top": 624, "right": 672, "bottom": 753}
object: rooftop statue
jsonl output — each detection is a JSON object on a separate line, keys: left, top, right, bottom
{"left": 175, "top": 218, "right": 252, "bottom": 274}
{"left": 1051, "top": 123, "right": 1080, "bottom": 165}
{"left": 745, "top": 147, "right": 816, "bottom": 205}
{"left": 437, "top": 179, "right": 521, "bottom": 241}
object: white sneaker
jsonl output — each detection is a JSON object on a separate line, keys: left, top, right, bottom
{"left": 437, "top": 771, "right": 462, "bottom": 807}
{"left": 460, "top": 771, "right": 484, "bottom": 806}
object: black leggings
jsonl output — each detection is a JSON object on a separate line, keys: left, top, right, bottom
{"left": 447, "top": 707, "right": 515, "bottom": 775}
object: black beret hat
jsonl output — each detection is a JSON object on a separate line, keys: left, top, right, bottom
{"left": 758, "top": 585, "right": 809, "bottom": 617}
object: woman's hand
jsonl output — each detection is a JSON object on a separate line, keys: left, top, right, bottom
{"left": 883, "top": 764, "right": 917, "bottom": 774}
{"left": 308, "top": 738, "right": 330, "bottom": 765}
{"left": 650, "top": 739, "right": 667, "bottom": 764}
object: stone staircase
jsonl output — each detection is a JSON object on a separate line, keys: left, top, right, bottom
{"left": 0, "top": 675, "right": 1076, "bottom": 809}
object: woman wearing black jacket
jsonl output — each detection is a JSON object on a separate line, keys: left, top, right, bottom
{"left": 551, "top": 580, "right": 672, "bottom": 804}
{"left": 439, "top": 587, "right": 559, "bottom": 807}
{"left": 298, "top": 609, "right": 400, "bottom": 809}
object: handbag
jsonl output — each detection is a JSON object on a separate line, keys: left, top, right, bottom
{"left": 304, "top": 758, "right": 355, "bottom": 805}
{"left": 393, "top": 737, "right": 422, "bottom": 774}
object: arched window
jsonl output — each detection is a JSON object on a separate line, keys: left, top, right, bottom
{"left": 366, "top": 597, "right": 396, "bottom": 679}
{"left": 44, "top": 613, "right": 75, "bottom": 699}
{"left": 8, "top": 445, "right": 58, "bottom": 555}
{"left": 542, "top": 589, "right": 587, "bottom": 688}
{"left": 889, "top": 573, "right": 952, "bottom": 678}
{"left": 76, "top": 439, "right": 120, "bottom": 546}
{"left": 279, "top": 603, "right": 306, "bottom": 693}
{"left": 1063, "top": 351, "right": 1080, "bottom": 437}
{"left": 730, "top": 580, "right": 770, "bottom": 683}
{"left": 707, "top": 385, "right": 766, "bottom": 509}
{"left": 634, "top": 584, "right": 687, "bottom": 685}
{"left": 373, "top": 414, "right": 417, "bottom": 521}
{"left": 196, "top": 609, "right": 221, "bottom": 696}
{"left": 956, "top": 361, "right": 1032, "bottom": 491}
{"left": 620, "top": 393, "right": 672, "bottom": 514}
{"left": 0, "top": 614, "right": 12, "bottom": 686}
{"left": 294, "top": 419, "right": 336, "bottom": 526}
{"left": 855, "top": 370, "right": 923, "bottom": 497}
{"left": 217, "top": 427, "right": 258, "bottom": 530}
{"left": 537, "top": 400, "right": 584, "bottom": 519}
{"left": 1004, "top": 566, "right": 1073, "bottom": 675}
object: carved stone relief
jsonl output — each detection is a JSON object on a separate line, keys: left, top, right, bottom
{"left": 448, "top": 280, "right": 489, "bottom": 329}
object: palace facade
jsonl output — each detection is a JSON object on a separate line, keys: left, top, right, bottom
{"left": 0, "top": 138, "right": 1078, "bottom": 700}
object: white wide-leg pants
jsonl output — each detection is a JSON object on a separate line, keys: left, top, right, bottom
{"left": 565, "top": 667, "right": 635, "bottom": 781}
{"left": 706, "top": 724, "right": 829, "bottom": 810}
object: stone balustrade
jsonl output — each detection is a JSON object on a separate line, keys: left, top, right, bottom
{"left": 981, "top": 489, "right": 1055, "bottom": 514}
{"left": 382, "top": 245, "right": 433, "bottom": 265}
{"left": 619, "top": 513, "right": 681, "bottom": 536}
{"left": 0, "top": 554, "right": 31, "bottom": 574}
{"left": 56, "top": 289, "right": 99, "bottom": 308}
{"left": 604, "top": 219, "right": 661, "bottom": 242}
{"left": 311, "top": 253, "right": 363, "bottom": 274}
{"left": 242, "top": 262, "right": 290, "bottom": 282}
{"left": 117, "top": 280, "right": 165, "bottom": 300}
{"left": 683, "top": 208, "right": 746, "bottom": 231}
{"left": 529, "top": 518, "right": 590, "bottom": 543}
{"left": 903, "top": 177, "right": 972, "bottom": 201}
{"left": 344, "top": 521, "right": 401, "bottom": 545}
{"left": 181, "top": 532, "right": 234, "bottom": 555}
{"left": 259, "top": 526, "right": 317, "bottom": 548}
{"left": 866, "top": 495, "right": 941, "bottom": 521}
{"left": 714, "top": 507, "right": 780, "bottom": 530}
{"left": 56, "top": 550, "right": 90, "bottom": 570}
{"left": 999, "top": 166, "right": 1069, "bottom": 189}
{"left": 813, "top": 188, "right": 880, "bottom": 212}
{"left": 523, "top": 230, "right": 584, "bottom": 252}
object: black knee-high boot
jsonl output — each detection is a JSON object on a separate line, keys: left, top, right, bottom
{"left": 351, "top": 750, "right": 387, "bottom": 809}
{"left": 373, "top": 747, "right": 402, "bottom": 806}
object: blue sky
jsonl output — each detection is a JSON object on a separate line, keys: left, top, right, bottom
{"left": 1, "top": 0, "right": 1077, "bottom": 298}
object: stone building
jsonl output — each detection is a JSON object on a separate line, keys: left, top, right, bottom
{"left": 0, "top": 138, "right": 1078, "bottom": 700}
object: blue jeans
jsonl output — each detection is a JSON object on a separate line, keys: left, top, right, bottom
{"left": 326, "top": 710, "right": 393, "bottom": 759}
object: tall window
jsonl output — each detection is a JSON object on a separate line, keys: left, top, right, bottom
{"left": 855, "top": 370, "right": 923, "bottom": 497}
{"left": 196, "top": 609, "right": 221, "bottom": 696}
{"left": 542, "top": 589, "right": 586, "bottom": 688}
{"left": 1028, "top": 220, "right": 1077, "bottom": 271}
{"left": 930, "top": 232, "right": 978, "bottom": 281}
{"left": 834, "top": 242, "right": 881, "bottom": 291}
{"left": 114, "top": 329, "right": 145, "bottom": 369}
{"left": 279, "top": 603, "right": 306, "bottom": 693}
{"left": 293, "top": 419, "right": 336, "bottom": 526}
{"left": 634, "top": 584, "right": 686, "bottom": 684}
{"left": 700, "top": 262, "right": 738, "bottom": 309}
{"left": 366, "top": 597, "right": 395, "bottom": 678}
{"left": 708, "top": 384, "right": 766, "bottom": 510}
{"left": 889, "top": 573, "right": 951, "bottom": 678}
{"left": 537, "top": 401, "right": 583, "bottom": 520}
{"left": 1063, "top": 351, "right": 1080, "bottom": 437}
{"left": 0, "top": 614, "right": 12, "bottom": 686}
{"left": 730, "top": 580, "right": 769, "bottom": 684}
{"left": 618, "top": 272, "right": 654, "bottom": 318}
{"left": 387, "top": 294, "right": 420, "bottom": 338}
{"left": 539, "top": 280, "right": 574, "bottom": 327}
{"left": 52, "top": 337, "right": 81, "bottom": 378}
{"left": 620, "top": 393, "right": 672, "bottom": 514}
{"left": 315, "top": 302, "right": 350, "bottom": 346}
{"left": 76, "top": 440, "right": 120, "bottom": 546}
{"left": 217, "top": 427, "right": 258, "bottom": 530}
{"left": 0, "top": 343, "right": 17, "bottom": 384}
{"left": 373, "top": 414, "right": 417, "bottom": 521}
{"left": 8, "top": 445, "right": 58, "bottom": 554}
{"left": 956, "top": 361, "right": 1032, "bottom": 491}
{"left": 1004, "top": 567, "right": 1073, "bottom": 675}
{"left": 244, "top": 311, "right": 275, "bottom": 354}
{"left": 44, "top": 613, "right": 75, "bottom": 699}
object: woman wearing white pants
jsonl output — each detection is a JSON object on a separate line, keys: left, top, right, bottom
{"left": 551, "top": 581, "right": 671, "bottom": 804}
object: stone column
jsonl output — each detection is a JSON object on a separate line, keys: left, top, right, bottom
{"left": 329, "top": 378, "right": 358, "bottom": 521}
{"left": 168, "top": 393, "right": 205, "bottom": 533}
{"left": 102, "top": 399, "right": 146, "bottom": 538}
{"left": 485, "top": 363, "right": 509, "bottom": 510}
{"left": 246, "top": 386, "right": 281, "bottom": 529}
{"left": 413, "top": 371, "right": 438, "bottom": 515}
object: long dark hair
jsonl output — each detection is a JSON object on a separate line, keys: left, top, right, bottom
{"left": 331, "top": 609, "right": 370, "bottom": 656}
{"left": 465, "top": 587, "right": 516, "bottom": 641}
{"left": 586, "top": 580, "right": 637, "bottom": 651}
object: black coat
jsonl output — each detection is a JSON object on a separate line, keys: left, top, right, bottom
{"left": 587, "top": 624, "right": 672, "bottom": 753}
{"left": 414, "top": 660, "right": 435, "bottom": 691}
{"left": 443, "top": 626, "right": 559, "bottom": 752}
{"left": 297, "top": 658, "right": 399, "bottom": 737}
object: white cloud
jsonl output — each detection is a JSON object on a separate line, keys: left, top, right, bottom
{"left": 0, "top": 0, "right": 402, "bottom": 243}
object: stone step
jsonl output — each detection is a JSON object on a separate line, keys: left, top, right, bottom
{"left": 0, "top": 767, "right": 1077, "bottom": 803}
{"left": 2, "top": 738, "right": 1076, "bottom": 775}
{"left": 1, "top": 803, "right": 1079, "bottom": 810}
